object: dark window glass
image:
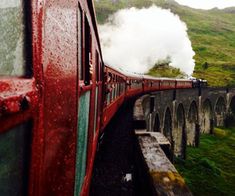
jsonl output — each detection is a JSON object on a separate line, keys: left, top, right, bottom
{"left": 84, "top": 17, "right": 91, "bottom": 85}
{"left": 78, "top": 5, "right": 83, "bottom": 80}
{"left": 0, "top": 0, "right": 31, "bottom": 76}
{"left": 0, "top": 121, "right": 32, "bottom": 195}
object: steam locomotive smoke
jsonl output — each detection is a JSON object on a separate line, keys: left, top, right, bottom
{"left": 99, "top": 6, "right": 195, "bottom": 76}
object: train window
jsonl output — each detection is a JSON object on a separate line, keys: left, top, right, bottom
{"left": 0, "top": 121, "right": 32, "bottom": 195}
{"left": 78, "top": 5, "right": 83, "bottom": 80}
{"left": 95, "top": 51, "right": 99, "bottom": 81}
{"left": 0, "top": 0, "right": 32, "bottom": 77}
{"left": 84, "top": 17, "right": 91, "bottom": 85}
{"left": 108, "top": 73, "right": 112, "bottom": 83}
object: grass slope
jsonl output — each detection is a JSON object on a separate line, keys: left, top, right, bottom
{"left": 175, "top": 127, "right": 235, "bottom": 196}
{"left": 94, "top": 0, "right": 235, "bottom": 86}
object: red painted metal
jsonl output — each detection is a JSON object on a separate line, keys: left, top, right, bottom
{"left": 0, "top": 0, "right": 195, "bottom": 195}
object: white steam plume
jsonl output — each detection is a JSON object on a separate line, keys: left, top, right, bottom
{"left": 99, "top": 5, "right": 195, "bottom": 76}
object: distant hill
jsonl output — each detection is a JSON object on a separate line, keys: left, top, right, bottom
{"left": 95, "top": 0, "right": 235, "bottom": 86}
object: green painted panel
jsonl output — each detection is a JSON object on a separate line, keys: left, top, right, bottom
{"left": 74, "top": 91, "right": 90, "bottom": 196}
{"left": 0, "top": 122, "right": 32, "bottom": 195}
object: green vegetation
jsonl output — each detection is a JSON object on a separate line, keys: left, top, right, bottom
{"left": 148, "top": 63, "right": 186, "bottom": 78}
{"left": 175, "top": 127, "right": 235, "bottom": 196}
{"left": 95, "top": 0, "right": 235, "bottom": 86}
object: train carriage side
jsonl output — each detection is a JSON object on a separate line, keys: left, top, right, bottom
{"left": 125, "top": 75, "right": 144, "bottom": 98}
{"left": 0, "top": 0, "right": 43, "bottom": 195}
{"left": 176, "top": 79, "right": 193, "bottom": 89}
{"left": 73, "top": 1, "right": 104, "bottom": 195}
{"left": 160, "top": 78, "right": 177, "bottom": 90}
{"left": 143, "top": 76, "right": 161, "bottom": 93}
{"left": 0, "top": 0, "right": 103, "bottom": 196}
{"left": 101, "top": 65, "right": 126, "bottom": 130}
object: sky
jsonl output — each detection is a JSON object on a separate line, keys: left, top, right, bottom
{"left": 175, "top": 0, "right": 235, "bottom": 9}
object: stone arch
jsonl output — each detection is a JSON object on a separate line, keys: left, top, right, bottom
{"left": 229, "top": 96, "right": 235, "bottom": 114}
{"left": 153, "top": 113, "right": 161, "bottom": 132}
{"left": 186, "top": 101, "right": 199, "bottom": 146}
{"left": 174, "top": 104, "right": 187, "bottom": 159}
{"left": 226, "top": 96, "right": 235, "bottom": 126}
{"left": 214, "top": 97, "right": 226, "bottom": 126}
{"left": 163, "top": 107, "right": 174, "bottom": 161}
{"left": 201, "top": 99, "right": 213, "bottom": 134}
{"left": 163, "top": 108, "right": 173, "bottom": 143}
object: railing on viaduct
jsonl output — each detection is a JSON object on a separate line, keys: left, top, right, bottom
{"left": 136, "top": 87, "right": 235, "bottom": 159}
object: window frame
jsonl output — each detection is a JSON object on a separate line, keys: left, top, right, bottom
{"left": 0, "top": 0, "right": 33, "bottom": 78}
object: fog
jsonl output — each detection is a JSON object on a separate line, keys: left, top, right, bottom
{"left": 99, "top": 5, "right": 195, "bottom": 76}
{"left": 0, "top": 0, "right": 20, "bottom": 8}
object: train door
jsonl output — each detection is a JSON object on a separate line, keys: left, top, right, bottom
{"left": 42, "top": 1, "right": 79, "bottom": 195}
{"left": 0, "top": 1, "right": 40, "bottom": 195}
{"left": 74, "top": 10, "right": 91, "bottom": 195}
{"left": 74, "top": 6, "right": 103, "bottom": 194}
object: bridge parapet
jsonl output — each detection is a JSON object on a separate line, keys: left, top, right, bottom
{"left": 135, "top": 130, "right": 192, "bottom": 196}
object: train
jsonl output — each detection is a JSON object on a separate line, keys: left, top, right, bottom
{"left": 0, "top": 0, "right": 206, "bottom": 196}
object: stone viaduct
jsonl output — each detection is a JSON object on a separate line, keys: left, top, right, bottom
{"left": 135, "top": 87, "right": 235, "bottom": 159}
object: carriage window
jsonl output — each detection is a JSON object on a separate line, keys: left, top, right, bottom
{"left": 0, "top": 0, "right": 31, "bottom": 76}
{"left": 78, "top": 5, "right": 83, "bottom": 80}
{"left": 84, "top": 17, "right": 91, "bottom": 85}
{"left": 0, "top": 121, "right": 32, "bottom": 195}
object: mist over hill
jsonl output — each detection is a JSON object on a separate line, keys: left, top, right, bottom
{"left": 0, "top": 7, "right": 25, "bottom": 76}
{"left": 95, "top": 0, "right": 235, "bottom": 86}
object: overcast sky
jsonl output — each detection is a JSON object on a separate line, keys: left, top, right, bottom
{"left": 175, "top": 0, "right": 235, "bottom": 9}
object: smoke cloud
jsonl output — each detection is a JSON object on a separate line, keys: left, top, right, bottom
{"left": 99, "top": 5, "right": 195, "bottom": 76}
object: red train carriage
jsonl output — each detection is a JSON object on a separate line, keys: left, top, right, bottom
{"left": 160, "top": 78, "right": 176, "bottom": 90}
{"left": 0, "top": 0, "right": 194, "bottom": 196}
{"left": 101, "top": 65, "right": 126, "bottom": 130}
{"left": 143, "top": 76, "right": 161, "bottom": 93}
{"left": 125, "top": 74, "right": 143, "bottom": 98}
{"left": 176, "top": 79, "right": 193, "bottom": 89}
{"left": 0, "top": 0, "right": 103, "bottom": 195}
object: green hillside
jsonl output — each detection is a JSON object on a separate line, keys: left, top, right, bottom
{"left": 175, "top": 127, "right": 235, "bottom": 195}
{"left": 94, "top": 0, "right": 235, "bottom": 86}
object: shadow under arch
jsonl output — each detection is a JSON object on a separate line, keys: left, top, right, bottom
{"left": 202, "top": 99, "right": 213, "bottom": 134}
{"left": 153, "top": 113, "right": 161, "bottom": 132}
{"left": 230, "top": 96, "right": 235, "bottom": 114}
{"left": 174, "top": 104, "right": 187, "bottom": 159}
{"left": 163, "top": 108, "right": 173, "bottom": 142}
{"left": 214, "top": 96, "right": 226, "bottom": 127}
{"left": 163, "top": 107, "right": 174, "bottom": 161}
{"left": 225, "top": 96, "right": 235, "bottom": 127}
{"left": 186, "top": 101, "right": 199, "bottom": 147}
